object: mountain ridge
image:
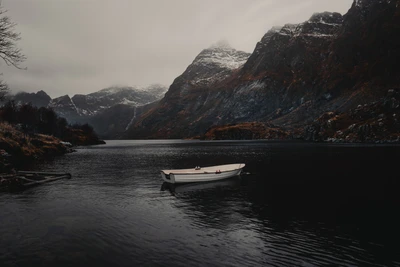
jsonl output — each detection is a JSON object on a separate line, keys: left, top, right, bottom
{"left": 10, "top": 84, "right": 167, "bottom": 117}
{"left": 8, "top": 84, "right": 168, "bottom": 138}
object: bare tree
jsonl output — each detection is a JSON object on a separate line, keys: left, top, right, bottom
{"left": 0, "top": 3, "right": 26, "bottom": 101}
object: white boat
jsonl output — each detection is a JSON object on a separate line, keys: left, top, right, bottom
{"left": 161, "top": 163, "right": 245, "bottom": 184}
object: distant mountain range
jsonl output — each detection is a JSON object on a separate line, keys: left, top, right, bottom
{"left": 10, "top": 84, "right": 168, "bottom": 138}
{"left": 123, "top": 0, "right": 400, "bottom": 143}
{"left": 9, "top": 0, "right": 400, "bottom": 143}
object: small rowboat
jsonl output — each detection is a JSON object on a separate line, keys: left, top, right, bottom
{"left": 161, "top": 163, "right": 245, "bottom": 184}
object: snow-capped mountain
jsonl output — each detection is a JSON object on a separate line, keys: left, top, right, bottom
{"left": 184, "top": 42, "right": 250, "bottom": 86}
{"left": 160, "top": 42, "right": 250, "bottom": 105}
{"left": 124, "top": 43, "right": 251, "bottom": 138}
{"left": 18, "top": 84, "right": 167, "bottom": 120}
{"left": 70, "top": 85, "right": 167, "bottom": 117}
{"left": 143, "top": 84, "right": 167, "bottom": 99}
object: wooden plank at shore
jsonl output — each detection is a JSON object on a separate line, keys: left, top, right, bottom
{"left": 17, "top": 175, "right": 71, "bottom": 187}
{"left": 17, "top": 171, "right": 72, "bottom": 177}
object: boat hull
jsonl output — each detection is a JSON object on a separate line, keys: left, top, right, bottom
{"left": 161, "top": 164, "right": 245, "bottom": 184}
{"left": 161, "top": 177, "right": 241, "bottom": 194}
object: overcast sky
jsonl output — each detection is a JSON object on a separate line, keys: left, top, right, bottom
{"left": 1, "top": 0, "right": 353, "bottom": 98}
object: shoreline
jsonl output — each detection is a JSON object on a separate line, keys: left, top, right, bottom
{"left": 0, "top": 122, "right": 105, "bottom": 176}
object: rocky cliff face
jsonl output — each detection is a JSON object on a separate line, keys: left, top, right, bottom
{"left": 320, "top": 0, "right": 400, "bottom": 95}
{"left": 243, "top": 12, "right": 343, "bottom": 77}
{"left": 125, "top": 0, "right": 400, "bottom": 142}
{"left": 221, "top": 11, "right": 344, "bottom": 125}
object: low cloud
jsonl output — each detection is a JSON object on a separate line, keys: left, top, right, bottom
{"left": 1, "top": 0, "right": 352, "bottom": 98}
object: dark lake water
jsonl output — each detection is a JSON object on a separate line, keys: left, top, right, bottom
{"left": 1, "top": 140, "right": 400, "bottom": 267}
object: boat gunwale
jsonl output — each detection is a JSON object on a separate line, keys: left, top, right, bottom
{"left": 165, "top": 169, "right": 237, "bottom": 175}
{"left": 161, "top": 163, "right": 245, "bottom": 175}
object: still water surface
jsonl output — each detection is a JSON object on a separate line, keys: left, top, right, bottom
{"left": 1, "top": 140, "right": 399, "bottom": 266}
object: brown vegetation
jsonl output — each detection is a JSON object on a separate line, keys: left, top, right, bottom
{"left": 202, "top": 122, "right": 290, "bottom": 140}
{"left": 0, "top": 103, "right": 105, "bottom": 173}
{"left": 0, "top": 122, "right": 71, "bottom": 172}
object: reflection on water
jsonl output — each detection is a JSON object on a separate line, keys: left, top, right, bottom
{"left": 0, "top": 140, "right": 399, "bottom": 267}
{"left": 161, "top": 176, "right": 242, "bottom": 195}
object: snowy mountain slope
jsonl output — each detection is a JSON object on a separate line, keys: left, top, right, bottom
{"left": 7, "top": 84, "right": 168, "bottom": 128}
{"left": 184, "top": 43, "right": 250, "bottom": 86}
{"left": 71, "top": 85, "right": 168, "bottom": 116}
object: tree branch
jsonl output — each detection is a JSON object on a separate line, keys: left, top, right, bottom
{"left": 0, "top": 4, "right": 26, "bottom": 69}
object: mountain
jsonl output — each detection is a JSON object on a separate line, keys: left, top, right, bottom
{"left": 123, "top": 43, "right": 251, "bottom": 138}
{"left": 11, "top": 90, "right": 51, "bottom": 107}
{"left": 88, "top": 101, "right": 159, "bottom": 138}
{"left": 80, "top": 85, "right": 167, "bottom": 138}
{"left": 48, "top": 94, "right": 81, "bottom": 122}
{"left": 125, "top": 0, "right": 400, "bottom": 142}
{"left": 8, "top": 84, "right": 168, "bottom": 138}
{"left": 71, "top": 85, "right": 167, "bottom": 117}
{"left": 44, "top": 85, "right": 167, "bottom": 122}
{"left": 145, "top": 84, "right": 169, "bottom": 99}
{"left": 123, "top": 12, "right": 343, "bottom": 138}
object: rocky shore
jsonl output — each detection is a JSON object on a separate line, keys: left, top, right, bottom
{"left": 202, "top": 89, "right": 400, "bottom": 144}
{"left": 303, "top": 89, "right": 400, "bottom": 143}
{"left": 0, "top": 122, "right": 105, "bottom": 176}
